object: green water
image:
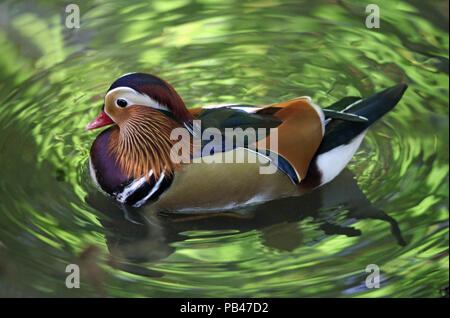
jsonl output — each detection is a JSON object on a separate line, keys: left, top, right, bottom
{"left": 0, "top": 0, "right": 448, "bottom": 297}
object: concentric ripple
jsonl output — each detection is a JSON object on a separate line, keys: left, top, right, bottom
{"left": 0, "top": 0, "right": 448, "bottom": 297}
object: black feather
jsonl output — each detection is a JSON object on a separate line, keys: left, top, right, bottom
{"left": 317, "top": 84, "right": 408, "bottom": 154}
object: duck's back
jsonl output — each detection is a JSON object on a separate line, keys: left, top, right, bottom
{"left": 149, "top": 98, "right": 326, "bottom": 213}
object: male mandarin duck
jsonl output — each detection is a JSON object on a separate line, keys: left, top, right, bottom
{"left": 86, "top": 73, "right": 407, "bottom": 213}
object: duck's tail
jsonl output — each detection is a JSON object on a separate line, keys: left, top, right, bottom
{"left": 301, "top": 84, "right": 408, "bottom": 189}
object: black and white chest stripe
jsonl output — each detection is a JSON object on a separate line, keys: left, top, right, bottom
{"left": 118, "top": 170, "right": 173, "bottom": 207}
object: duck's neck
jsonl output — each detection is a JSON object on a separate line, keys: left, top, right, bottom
{"left": 108, "top": 106, "right": 184, "bottom": 180}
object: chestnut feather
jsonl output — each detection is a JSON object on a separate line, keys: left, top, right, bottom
{"left": 107, "top": 106, "right": 190, "bottom": 180}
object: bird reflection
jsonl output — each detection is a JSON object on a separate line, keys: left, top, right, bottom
{"left": 85, "top": 168, "right": 406, "bottom": 276}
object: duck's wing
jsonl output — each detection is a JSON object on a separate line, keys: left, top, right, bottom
{"left": 188, "top": 98, "right": 325, "bottom": 184}
{"left": 254, "top": 97, "right": 325, "bottom": 183}
{"left": 188, "top": 104, "right": 282, "bottom": 151}
{"left": 198, "top": 106, "right": 282, "bottom": 133}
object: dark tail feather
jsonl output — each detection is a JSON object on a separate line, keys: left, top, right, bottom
{"left": 341, "top": 83, "right": 408, "bottom": 123}
{"left": 317, "top": 84, "right": 408, "bottom": 154}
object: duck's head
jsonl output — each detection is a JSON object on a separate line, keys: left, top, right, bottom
{"left": 86, "top": 73, "right": 192, "bottom": 180}
{"left": 86, "top": 72, "right": 192, "bottom": 131}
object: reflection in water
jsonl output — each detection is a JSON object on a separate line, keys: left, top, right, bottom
{"left": 86, "top": 168, "right": 406, "bottom": 272}
{"left": 0, "top": 0, "right": 447, "bottom": 297}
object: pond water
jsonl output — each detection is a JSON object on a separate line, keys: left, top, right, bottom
{"left": 0, "top": 0, "right": 448, "bottom": 297}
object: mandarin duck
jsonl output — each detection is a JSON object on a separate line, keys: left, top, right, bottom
{"left": 86, "top": 73, "right": 407, "bottom": 213}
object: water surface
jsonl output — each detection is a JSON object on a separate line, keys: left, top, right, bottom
{"left": 0, "top": 0, "right": 448, "bottom": 297}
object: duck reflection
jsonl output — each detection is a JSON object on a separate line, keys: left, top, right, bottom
{"left": 85, "top": 168, "right": 406, "bottom": 276}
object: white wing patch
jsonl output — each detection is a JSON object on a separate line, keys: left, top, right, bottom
{"left": 106, "top": 86, "right": 171, "bottom": 112}
{"left": 315, "top": 129, "right": 368, "bottom": 186}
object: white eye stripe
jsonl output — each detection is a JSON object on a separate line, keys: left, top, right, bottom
{"left": 106, "top": 86, "right": 171, "bottom": 112}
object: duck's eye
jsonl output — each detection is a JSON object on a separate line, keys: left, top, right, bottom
{"left": 116, "top": 99, "right": 128, "bottom": 108}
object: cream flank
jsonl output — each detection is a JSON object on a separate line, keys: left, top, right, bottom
{"left": 148, "top": 148, "right": 302, "bottom": 213}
